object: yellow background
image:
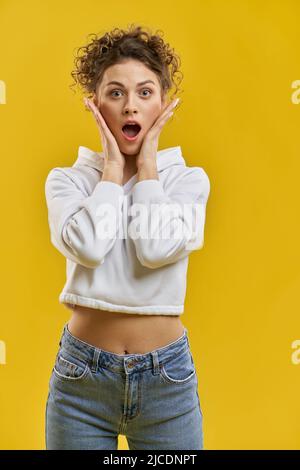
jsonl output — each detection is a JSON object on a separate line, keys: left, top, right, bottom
{"left": 0, "top": 0, "right": 300, "bottom": 450}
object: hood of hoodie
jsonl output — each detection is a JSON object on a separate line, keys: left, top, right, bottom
{"left": 73, "top": 145, "right": 186, "bottom": 173}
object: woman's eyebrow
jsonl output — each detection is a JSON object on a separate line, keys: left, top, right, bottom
{"left": 105, "top": 80, "right": 156, "bottom": 88}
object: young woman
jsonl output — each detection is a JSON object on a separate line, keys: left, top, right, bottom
{"left": 45, "top": 24, "right": 210, "bottom": 450}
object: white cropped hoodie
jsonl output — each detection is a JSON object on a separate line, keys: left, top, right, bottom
{"left": 45, "top": 145, "right": 210, "bottom": 315}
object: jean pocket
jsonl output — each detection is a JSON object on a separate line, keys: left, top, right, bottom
{"left": 53, "top": 349, "right": 90, "bottom": 382}
{"left": 160, "top": 347, "right": 196, "bottom": 385}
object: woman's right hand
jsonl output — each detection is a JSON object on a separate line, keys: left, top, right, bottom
{"left": 84, "top": 97, "right": 126, "bottom": 171}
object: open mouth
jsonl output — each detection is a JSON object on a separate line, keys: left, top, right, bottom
{"left": 121, "top": 124, "right": 142, "bottom": 141}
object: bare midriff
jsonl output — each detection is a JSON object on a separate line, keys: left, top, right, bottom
{"left": 66, "top": 304, "right": 185, "bottom": 355}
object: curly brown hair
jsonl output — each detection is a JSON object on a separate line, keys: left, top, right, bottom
{"left": 69, "top": 23, "right": 183, "bottom": 102}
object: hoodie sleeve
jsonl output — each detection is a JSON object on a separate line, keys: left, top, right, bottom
{"left": 128, "top": 167, "right": 210, "bottom": 269}
{"left": 45, "top": 168, "right": 124, "bottom": 268}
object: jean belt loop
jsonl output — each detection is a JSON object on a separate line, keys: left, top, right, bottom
{"left": 151, "top": 351, "right": 160, "bottom": 375}
{"left": 59, "top": 323, "right": 67, "bottom": 347}
{"left": 91, "top": 349, "right": 101, "bottom": 373}
{"left": 184, "top": 327, "right": 190, "bottom": 346}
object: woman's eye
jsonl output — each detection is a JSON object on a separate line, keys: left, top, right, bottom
{"left": 111, "top": 90, "right": 122, "bottom": 97}
{"left": 141, "top": 89, "right": 152, "bottom": 96}
{"left": 110, "top": 89, "right": 152, "bottom": 98}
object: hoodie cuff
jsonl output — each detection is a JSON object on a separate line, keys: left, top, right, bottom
{"left": 81, "top": 180, "right": 124, "bottom": 213}
{"left": 93, "top": 180, "right": 124, "bottom": 199}
{"left": 131, "top": 179, "right": 165, "bottom": 203}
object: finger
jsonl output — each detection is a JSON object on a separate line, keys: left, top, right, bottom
{"left": 85, "top": 99, "right": 102, "bottom": 127}
{"left": 158, "top": 111, "right": 174, "bottom": 129}
{"left": 162, "top": 98, "right": 180, "bottom": 115}
{"left": 85, "top": 99, "right": 106, "bottom": 133}
{"left": 86, "top": 99, "right": 111, "bottom": 137}
{"left": 98, "top": 124, "right": 105, "bottom": 144}
{"left": 150, "top": 104, "right": 176, "bottom": 135}
{"left": 85, "top": 99, "right": 108, "bottom": 150}
{"left": 95, "top": 115, "right": 107, "bottom": 149}
{"left": 153, "top": 99, "right": 179, "bottom": 130}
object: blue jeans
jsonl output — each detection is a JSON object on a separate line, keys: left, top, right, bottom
{"left": 45, "top": 322, "right": 204, "bottom": 450}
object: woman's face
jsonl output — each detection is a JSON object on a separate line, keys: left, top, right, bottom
{"left": 93, "top": 59, "right": 167, "bottom": 156}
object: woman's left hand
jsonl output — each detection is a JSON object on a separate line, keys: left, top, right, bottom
{"left": 136, "top": 97, "right": 180, "bottom": 169}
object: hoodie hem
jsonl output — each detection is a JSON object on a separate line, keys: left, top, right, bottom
{"left": 59, "top": 293, "right": 184, "bottom": 315}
